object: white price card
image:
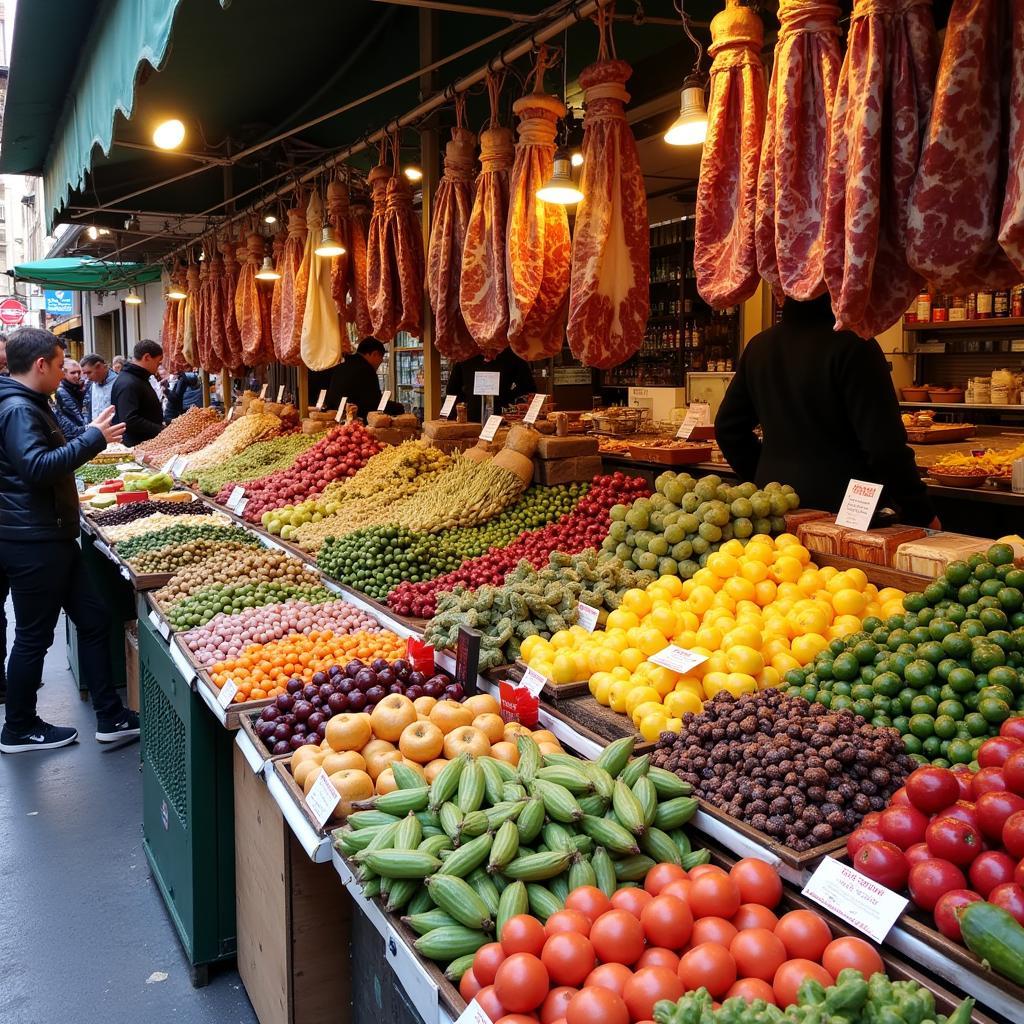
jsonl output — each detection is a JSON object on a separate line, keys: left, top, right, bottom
{"left": 440, "top": 394, "right": 457, "bottom": 419}
{"left": 305, "top": 770, "right": 341, "bottom": 828}
{"left": 235, "top": 497, "right": 249, "bottom": 516}
{"left": 523, "top": 393, "right": 546, "bottom": 425}
{"left": 576, "top": 603, "right": 599, "bottom": 632}
{"left": 171, "top": 456, "right": 188, "bottom": 478}
{"left": 148, "top": 609, "right": 170, "bottom": 641}
{"left": 385, "top": 925, "right": 439, "bottom": 1020}
{"left": 259, "top": 383, "right": 269, "bottom": 399}
{"left": 474, "top": 371, "right": 501, "bottom": 396}
{"left": 676, "top": 402, "right": 710, "bottom": 440}
{"left": 316, "top": 389, "right": 328, "bottom": 410}
{"left": 649, "top": 645, "right": 709, "bottom": 675}
{"left": 217, "top": 678, "right": 239, "bottom": 710}
{"left": 519, "top": 666, "right": 548, "bottom": 696}
{"left": 377, "top": 390, "right": 391, "bottom": 412}
{"left": 802, "top": 857, "right": 908, "bottom": 942}
{"left": 277, "top": 384, "right": 286, "bottom": 402}
{"left": 335, "top": 397, "right": 348, "bottom": 422}
{"left": 160, "top": 455, "right": 178, "bottom": 475}
{"left": 226, "top": 486, "right": 246, "bottom": 511}
{"left": 226, "top": 406, "right": 236, "bottom": 422}
{"left": 479, "top": 415, "right": 503, "bottom": 442}
{"left": 455, "top": 1000, "right": 494, "bottom": 1024}
{"left": 835, "top": 479, "right": 884, "bottom": 531}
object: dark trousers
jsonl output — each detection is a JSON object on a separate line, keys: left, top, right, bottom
{"left": 0, "top": 539, "right": 123, "bottom": 733}
{"left": 0, "top": 569, "right": 7, "bottom": 688}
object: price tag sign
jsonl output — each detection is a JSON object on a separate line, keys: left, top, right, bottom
{"left": 455, "top": 1000, "right": 494, "bottom": 1024}
{"left": 803, "top": 857, "right": 908, "bottom": 942}
{"left": 524, "top": 393, "right": 546, "bottom": 425}
{"left": 835, "top": 479, "right": 885, "bottom": 531}
{"left": 226, "top": 406, "right": 236, "bottom": 422}
{"left": 226, "top": 486, "right": 246, "bottom": 511}
{"left": 335, "top": 398, "right": 348, "bottom": 423}
{"left": 171, "top": 456, "right": 188, "bottom": 478}
{"left": 235, "top": 497, "right": 249, "bottom": 516}
{"left": 520, "top": 666, "right": 548, "bottom": 696}
{"left": 440, "top": 394, "right": 457, "bottom": 419}
{"left": 305, "top": 770, "right": 341, "bottom": 828}
{"left": 676, "top": 403, "right": 710, "bottom": 440}
{"left": 576, "top": 603, "right": 599, "bottom": 632}
{"left": 160, "top": 455, "right": 178, "bottom": 475}
{"left": 377, "top": 390, "right": 391, "bottom": 412}
{"left": 316, "top": 389, "right": 328, "bottom": 410}
{"left": 148, "top": 609, "right": 170, "bottom": 641}
{"left": 480, "top": 415, "right": 503, "bottom": 442}
{"left": 217, "top": 678, "right": 239, "bottom": 710}
{"left": 474, "top": 371, "right": 501, "bottom": 396}
{"left": 259, "top": 384, "right": 269, "bottom": 399}
{"left": 384, "top": 925, "right": 438, "bottom": 1021}
{"left": 277, "top": 385, "right": 286, "bottom": 402}
{"left": 649, "top": 645, "right": 709, "bottom": 675}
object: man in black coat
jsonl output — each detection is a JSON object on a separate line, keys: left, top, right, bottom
{"left": 715, "top": 295, "right": 937, "bottom": 527}
{"left": 323, "top": 338, "right": 404, "bottom": 419}
{"left": 445, "top": 346, "right": 537, "bottom": 423}
{"left": 111, "top": 338, "right": 165, "bottom": 445}
{"left": 0, "top": 327, "right": 139, "bottom": 753}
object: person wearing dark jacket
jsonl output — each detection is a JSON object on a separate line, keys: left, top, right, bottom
{"left": 715, "top": 295, "right": 937, "bottom": 527}
{"left": 324, "top": 338, "right": 405, "bottom": 419}
{"left": 0, "top": 328, "right": 139, "bottom": 753}
{"left": 53, "top": 358, "right": 87, "bottom": 440}
{"left": 164, "top": 370, "right": 203, "bottom": 423}
{"left": 111, "top": 338, "right": 164, "bottom": 445}
{"left": 445, "top": 347, "right": 537, "bottom": 422}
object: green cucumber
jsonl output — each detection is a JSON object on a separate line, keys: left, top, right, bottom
{"left": 959, "top": 900, "right": 1024, "bottom": 985}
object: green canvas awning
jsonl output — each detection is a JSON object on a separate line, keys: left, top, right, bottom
{"left": 12, "top": 258, "right": 162, "bottom": 291}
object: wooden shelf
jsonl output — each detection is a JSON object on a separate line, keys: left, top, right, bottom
{"left": 392, "top": 346, "right": 423, "bottom": 353}
{"left": 905, "top": 317, "right": 1024, "bottom": 331}
{"left": 899, "top": 401, "right": 1024, "bottom": 412}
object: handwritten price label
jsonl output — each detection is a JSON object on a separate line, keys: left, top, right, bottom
{"left": 440, "top": 394, "right": 457, "bottom": 419}
{"left": 835, "top": 479, "right": 884, "bottom": 531}
{"left": 803, "top": 858, "right": 907, "bottom": 942}
{"left": 226, "top": 486, "right": 245, "bottom": 511}
{"left": 524, "top": 393, "right": 546, "bottom": 425}
{"left": 474, "top": 371, "right": 501, "bottom": 396}
{"left": 480, "top": 415, "right": 503, "bottom": 442}
{"left": 576, "top": 603, "right": 599, "bottom": 632}
{"left": 519, "top": 667, "right": 548, "bottom": 696}
{"left": 277, "top": 385, "right": 286, "bottom": 402}
{"left": 649, "top": 645, "right": 708, "bottom": 675}
{"left": 217, "top": 678, "right": 239, "bottom": 709}
{"left": 335, "top": 398, "right": 348, "bottom": 422}
{"left": 316, "top": 389, "right": 328, "bottom": 410}
{"left": 377, "top": 390, "right": 392, "bottom": 412}
{"left": 305, "top": 770, "right": 341, "bottom": 828}
{"left": 259, "top": 384, "right": 269, "bottom": 399}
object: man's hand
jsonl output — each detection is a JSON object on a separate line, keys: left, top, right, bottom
{"left": 90, "top": 405, "right": 126, "bottom": 445}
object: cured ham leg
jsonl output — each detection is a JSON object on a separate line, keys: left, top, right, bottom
{"left": 822, "top": 0, "right": 938, "bottom": 338}
{"left": 384, "top": 150, "right": 425, "bottom": 338}
{"left": 181, "top": 263, "right": 200, "bottom": 368}
{"left": 755, "top": 0, "right": 841, "bottom": 301}
{"left": 326, "top": 178, "right": 353, "bottom": 340}
{"left": 567, "top": 49, "right": 649, "bottom": 370}
{"left": 219, "top": 234, "right": 245, "bottom": 371}
{"left": 272, "top": 205, "right": 306, "bottom": 362}
{"left": 366, "top": 157, "right": 397, "bottom": 341}
{"left": 907, "top": 0, "right": 1017, "bottom": 290}
{"left": 159, "top": 267, "right": 179, "bottom": 369}
{"left": 206, "top": 249, "right": 227, "bottom": 372}
{"left": 998, "top": 0, "right": 1024, "bottom": 276}
{"left": 236, "top": 233, "right": 273, "bottom": 366}
{"left": 346, "top": 197, "right": 373, "bottom": 339}
{"left": 694, "top": 1, "right": 767, "bottom": 309}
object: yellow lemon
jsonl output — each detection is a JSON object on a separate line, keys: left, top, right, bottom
{"left": 790, "top": 604, "right": 829, "bottom": 637}
{"left": 622, "top": 588, "right": 653, "bottom": 618}
{"left": 606, "top": 608, "right": 639, "bottom": 632}
{"left": 798, "top": 568, "right": 825, "bottom": 595}
{"left": 762, "top": 615, "right": 792, "bottom": 640}
{"left": 639, "top": 710, "right": 670, "bottom": 742}
{"left": 665, "top": 717, "right": 683, "bottom": 734}
{"left": 603, "top": 630, "right": 629, "bottom": 653}
{"left": 588, "top": 646, "right": 620, "bottom": 675}
{"left": 626, "top": 626, "right": 645, "bottom": 648}
{"left": 619, "top": 647, "right": 647, "bottom": 673}
{"left": 695, "top": 625, "right": 723, "bottom": 651}
{"left": 771, "top": 651, "right": 803, "bottom": 675}
{"left": 831, "top": 614, "right": 864, "bottom": 638}
{"left": 648, "top": 605, "right": 677, "bottom": 637}
{"left": 724, "top": 577, "right": 757, "bottom": 603}
{"left": 878, "top": 587, "right": 905, "bottom": 604}
{"left": 819, "top": 565, "right": 838, "bottom": 582}
{"left": 832, "top": 588, "right": 867, "bottom": 616}
{"left": 774, "top": 532, "right": 800, "bottom": 548}
{"left": 674, "top": 628, "right": 698, "bottom": 651}
{"left": 687, "top": 647, "right": 715, "bottom": 677}
{"left": 756, "top": 666, "right": 781, "bottom": 690}
{"left": 707, "top": 552, "right": 741, "bottom": 579}
{"left": 657, "top": 574, "right": 684, "bottom": 598}
{"left": 787, "top": 543, "right": 812, "bottom": 565}
{"left": 571, "top": 651, "right": 592, "bottom": 679}
{"left": 702, "top": 672, "right": 730, "bottom": 699}
{"left": 687, "top": 585, "right": 716, "bottom": 615}
{"left": 611, "top": 665, "right": 632, "bottom": 681}
{"left": 754, "top": 579, "right": 779, "bottom": 606}
{"left": 648, "top": 665, "right": 678, "bottom": 690}
{"left": 677, "top": 609, "right": 700, "bottom": 633}
{"left": 665, "top": 689, "right": 704, "bottom": 717}
{"left": 745, "top": 541, "right": 776, "bottom": 565}
{"left": 723, "top": 623, "right": 762, "bottom": 650}
{"left": 726, "top": 645, "right": 765, "bottom": 675}
{"left": 569, "top": 624, "right": 590, "bottom": 639}
{"left": 675, "top": 677, "right": 705, "bottom": 697}
{"left": 519, "top": 635, "right": 546, "bottom": 662}
{"left": 791, "top": 633, "right": 828, "bottom": 664}
{"left": 881, "top": 598, "right": 907, "bottom": 619}
{"left": 550, "top": 629, "right": 575, "bottom": 650}
{"left": 711, "top": 592, "right": 738, "bottom": 613}
{"left": 552, "top": 653, "right": 579, "bottom": 685}
{"left": 720, "top": 539, "right": 745, "bottom": 558}
{"left": 531, "top": 659, "right": 554, "bottom": 679}
{"left": 761, "top": 636, "right": 791, "bottom": 662}
{"left": 845, "top": 566, "right": 868, "bottom": 590}
{"left": 772, "top": 555, "right": 803, "bottom": 583}
{"left": 608, "top": 679, "right": 632, "bottom": 713}
{"left": 725, "top": 672, "right": 758, "bottom": 696}
{"left": 646, "top": 586, "right": 673, "bottom": 607}
{"left": 632, "top": 699, "right": 665, "bottom": 727}
{"left": 740, "top": 558, "right": 769, "bottom": 583}
{"left": 704, "top": 650, "right": 728, "bottom": 675}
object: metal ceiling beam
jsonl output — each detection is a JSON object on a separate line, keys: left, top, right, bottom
{"left": 372, "top": 0, "right": 682, "bottom": 26}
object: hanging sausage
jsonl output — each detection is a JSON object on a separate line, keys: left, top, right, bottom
{"left": 384, "top": 133, "right": 425, "bottom": 337}
{"left": 754, "top": 0, "right": 842, "bottom": 302}
{"left": 300, "top": 190, "right": 346, "bottom": 370}
{"left": 366, "top": 148, "right": 396, "bottom": 341}
{"left": 327, "top": 178, "right": 353, "bottom": 326}
{"left": 219, "top": 232, "right": 245, "bottom": 371}
{"left": 567, "top": 10, "right": 649, "bottom": 370}
{"left": 206, "top": 245, "right": 227, "bottom": 373}
{"left": 694, "top": 0, "right": 767, "bottom": 310}
{"left": 236, "top": 231, "right": 273, "bottom": 366}
{"left": 159, "top": 266, "right": 180, "bottom": 370}
{"left": 346, "top": 194, "right": 374, "bottom": 339}
{"left": 195, "top": 248, "right": 217, "bottom": 372}
{"left": 272, "top": 203, "right": 307, "bottom": 363}
{"left": 1000, "top": 2, "right": 1024, "bottom": 274}
{"left": 181, "top": 262, "right": 200, "bottom": 368}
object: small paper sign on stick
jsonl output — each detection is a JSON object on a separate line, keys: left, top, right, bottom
{"left": 480, "top": 415, "right": 503, "bottom": 442}
{"left": 576, "top": 603, "right": 599, "bottom": 632}
{"left": 802, "top": 857, "right": 907, "bottom": 942}
{"left": 524, "top": 394, "right": 546, "bottom": 425}
{"left": 235, "top": 497, "right": 249, "bottom": 516}
{"left": 226, "top": 486, "right": 245, "bottom": 511}
{"left": 305, "top": 770, "right": 341, "bottom": 828}
{"left": 835, "top": 479, "right": 884, "bottom": 531}
{"left": 474, "top": 371, "right": 501, "bottom": 396}
{"left": 316, "top": 389, "right": 328, "bottom": 410}
{"left": 277, "top": 384, "right": 286, "bottom": 402}
{"left": 259, "top": 384, "right": 269, "bottom": 399}
{"left": 649, "top": 645, "right": 708, "bottom": 674}
{"left": 440, "top": 394, "right": 457, "bottom": 419}
{"left": 377, "top": 390, "right": 391, "bottom": 412}
{"left": 217, "top": 678, "right": 239, "bottom": 709}
{"left": 519, "top": 667, "right": 548, "bottom": 697}
{"left": 335, "top": 398, "right": 348, "bottom": 422}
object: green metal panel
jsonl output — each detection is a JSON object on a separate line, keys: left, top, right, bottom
{"left": 139, "top": 611, "right": 235, "bottom": 980}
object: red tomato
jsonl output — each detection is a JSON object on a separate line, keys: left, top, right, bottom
{"left": 689, "top": 874, "right": 741, "bottom": 920}
{"left": 732, "top": 904, "right": 779, "bottom": 931}
{"left": 889, "top": 787, "right": 913, "bottom": 807}
{"left": 677, "top": 943, "right": 737, "bottom": 998}
{"left": 729, "top": 928, "right": 787, "bottom": 983}
{"left": 584, "top": 963, "right": 633, "bottom": 996}
{"left": 590, "top": 910, "right": 647, "bottom": 966}
{"left": 542, "top": 932, "right": 596, "bottom": 988}
{"left": 1004, "top": 749, "right": 1024, "bottom": 797}
{"left": 623, "top": 967, "right": 685, "bottom": 1021}
{"left": 847, "top": 826, "right": 886, "bottom": 860}
{"left": 952, "top": 771, "right": 975, "bottom": 800}
{"left": 461, "top": 969, "right": 482, "bottom": 1002}
{"left": 540, "top": 987, "right": 578, "bottom": 1024}
{"left": 879, "top": 806, "right": 930, "bottom": 850}
{"left": 821, "top": 937, "right": 883, "bottom": 979}
{"left": 475, "top": 943, "right": 510, "bottom": 987}
{"left": 494, "top": 953, "right": 550, "bottom": 1013}
{"left": 905, "top": 766, "right": 960, "bottom": 814}
{"left": 978, "top": 736, "right": 1023, "bottom": 768}
{"left": 476, "top": 986, "right": 508, "bottom": 1022}
{"left": 773, "top": 960, "right": 834, "bottom": 1009}
{"left": 565, "top": 986, "right": 629, "bottom": 1024}
{"left": 932, "top": 889, "right": 982, "bottom": 941}
{"left": 636, "top": 948, "right": 681, "bottom": 972}
{"left": 972, "top": 767, "right": 1009, "bottom": 797}
{"left": 610, "top": 888, "right": 654, "bottom": 918}
{"left": 565, "top": 887, "right": 611, "bottom": 924}
{"left": 1000, "top": 717, "right": 1024, "bottom": 743}
{"left": 496, "top": 1016, "right": 538, "bottom": 1024}
{"left": 502, "top": 916, "right": 548, "bottom": 957}
{"left": 968, "top": 850, "right": 1018, "bottom": 897}
{"left": 1017, "top": 858, "right": 1024, "bottom": 888}
{"left": 645, "top": 863, "right": 688, "bottom": 896}
{"left": 908, "top": 859, "right": 967, "bottom": 911}
{"left": 640, "top": 895, "right": 693, "bottom": 950}
{"left": 935, "top": 800, "right": 981, "bottom": 832}
{"left": 854, "top": 841, "right": 910, "bottom": 891}
{"left": 689, "top": 916, "right": 738, "bottom": 949}
{"left": 659, "top": 879, "right": 693, "bottom": 906}
{"left": 861, "top": 811, "right": 883, "bottom": 828}
{"left": 729, "top": 859, "right": 783, "bottom": 909}
{"left": 989, "top": 882, "right": 1024, "bottom": 925}
{"left": 905, "top": 842, "right": 933, "bottom": 868}
{"left": 688, "top": 865, "right": 728, "bottom": 881}
{"left": 976, "top": 791, "right": 1024, "bottom": 842}
{"left": 726, "top": 978, "right": 777, "bottom": 1005}
{"left": 546, "top": 910, "right": 593, "bottom": 938}
{"left": 773, "top": 911, "right": 833, "bottom": 961}
{"left": 925, "top": 817, "right": 983, "bottom": 866}
{"left": 1004, "top": 810, "right": 1024, "bottom": 858}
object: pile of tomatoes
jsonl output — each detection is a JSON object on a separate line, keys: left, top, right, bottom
{"left": 848, "top": 717, "right": 1024, "bottom": 943}
{"left": 459, "top": 859, "right": 884, "bottom": 1024}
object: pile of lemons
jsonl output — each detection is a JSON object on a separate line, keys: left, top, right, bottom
{"left": 520, "top": 533, "right": 906, "bottom": 741}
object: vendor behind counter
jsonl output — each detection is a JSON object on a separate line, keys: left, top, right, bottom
{"left": 445, "top": 347, "right": 536, "bottom": 422}
{"left": 312, "top": 338, "right": 404, "bottom": 420}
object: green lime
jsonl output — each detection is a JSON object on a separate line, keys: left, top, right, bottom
{"left": 816, "top": 661, "right": 835, "bottom": 682}
{"left": 923, "top": 735, "right": 943, "bottom": 757}
{"left": 988, "top": 665, "right": 1020, "bottom": 692}
{"left": 832, "top": 652, "right": 861, "bottom": 681}
{"left": 1005, "top": 569, "right": 1024, "bottom": 590}
{"left": 872, "top": 715, "right": 894, "bottom": 729}
{"left": 860, "top": 666, "right": 879, "bottom": 684}
{"left": 934, "top": 715, "right": 958, "bottom": 740}
{"left": 938, "top": 699, "right": 965, "bottom": 720}
{"left": 947, "top": 737, "right": 974, "bottom": 765}
{"left": 980, "top": 697, "right": 1012, "bottom": 724}
{"left": 947, "top": 667, "right": 976, "bottom": 694}
{"left": 910, "top": 694, "right": 938, "bottom": 716}
{"left": 872, "top": 627, "right": 891, "bottom": 645}
{"left": 945, "top": 561, "right": 972, "bottom": 586}
{"left": 887, "top": 616, "right": 908, "bottom": 633}
{"left": 893, "top": 715, "right": 910, "bottom": 734}
{"left": 833, "top": 680, "right": 852, "bottom": 697}
{"left": 988, "top": 630, "right": 1014, "bottom": 653}
{"left": 988, "top": 543, "right": 1015, "bottom": 566}
{"left": 975, "top": 561, "right": 998, "bottom": 582}
{"left": 891, "top": 652, "right": 914, "bottom": 675}
{"left": 872, "top": 695, "right": 893, "bottom": 714}
{"left": 853, "top": 698, "right": 874, "bottom": 719}
{"left": 873, "top": 672, "right": 902, "bottom": 697}
{"left": 862, "top": 616, "right": 884, "bottom": 634}
{"left": 965, "top": 692, "right": 981, "bottom": 711}
{"left": 973, "top": 645, "right": 1006, "bottom": 672}
{"left": 925, "top": 684, "right": 944, "bottom": 703}
{"left": 829, "top": 638, "right": 848, "bottom": 656}
{"left": 916, "top": 641, "right": 946, "bottom": 665}
{"left": 929, "top": 619, "right": 958, "bottom": 641}
{"left": 899, "top": 686, "right": 918, "bottom": 706}
{"left": 942, "top": 632, "right": 972, "bottom": 659}
{"left": 853, "top": 640, "right": 879, "bottom": 665}
{"left": 831, "top": 695, "right": 854, "bottom": 712}
{"left": 946, "top": 603, "right": 968, "bottom": 624}
{"left": 904, "top": 593, "right": 927, "bottom": 613}
{"left": 917, "top": 608, "right": 936, "bottom": 626}
{"left": 937, "top": 658, "right": 960, "bottom": 681}
{"left": 817, "top": 691, "right": 833, "bottom": 708}
{"left": 980, "top": 578, "right": 1005, "bottom": 598}
{"left": 903, "top": 734, "right": 923, "bottom": 755}
{"left": 800, "top": 683, "right": 819, "bottom": 702}
{"left": 981, "top": 608, "right": 1009, "bottom": 631}
{"left": 909, "top": 714, "right": 935, "bottom": 738}
{"left": 909, "top": 626, "right": 932, "bottom": 646}
{"left": 980, "top": 684, "right": 1015, "bottom": 706}
{"left": 906, "top": 660, "right": 937, "bottom": 688}
{"left": 852, "top": 683, "right": 874, "bottom": 701}
{"left": 924, "top": 581, "right": 949, "bottom": 604}
{"left": 785, "top": 669, "right": 807, "bottom": 687}
{"left": 959, "top": 584, "right": 981, "bottom": 606}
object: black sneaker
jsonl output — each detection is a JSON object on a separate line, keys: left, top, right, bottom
{"left": 95, "top": 708, "right": 140, "bottom": 743}
{"left": 0, "top": 721, "right": 79, "bottom": 753}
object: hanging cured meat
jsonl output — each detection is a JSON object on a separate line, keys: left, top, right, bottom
{"left": 219, "top": 233, "right": 245, "bottom": 371}
{"left": 567, "top": 20, "right": 649, "bottom": 370}
{"left": 1000, "top": 1, "right": 1024, "bottom": 274}
{"left": 300, "top": 191, "right": 346, "bottom": 370}
{"left": 326, "top": 178, "right": 352, "bottom": 328}
{"left": 236, "top": 232, "right": 273, "bottom": 365}
{"left": 346, "top": 196, "right": 373, "bottom": 338}
{"left": 822, "top": 0, "right": 938, "bottom": 338}
{"left": 272, "top": 205, "right": 307, "bottom": 362}
{"left": 461, "top": 74, "right": 514, "bottom": 359}
{"left": 366, "top": 155, "right": 396, "bottom": 341}
{"left": 181, "top": 262, "right": 200, "bottom": 368}
{"left": 694, "top": 1, "right": 767, "bottom": 310}
{"left": 507, "top": 51, "right": 571, "bottom": 360}
{"left": 754, "top": 0, "right": 842, "bottom": 301}
{"left": 907, "top": 0, "right": 1017, "bottom": 291}
{"left": 384, "top": 145, "right": 425, "bottom": 338}
{"left": 159, "top": 267, "right": 180, "bottom": 369}
{"left": 427, "top": 111, "right": 478, "bottom": 361}
{"left": 172, "top": 265, "right": 189, "bottom": 373}
{"left": 206, "top": 248, "right": 227, "bottom": 372}
{"left": 195, "top": 254, "right": 213, "bottom": 372}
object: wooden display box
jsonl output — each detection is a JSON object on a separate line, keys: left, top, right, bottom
{"left": 125, "top": 622, "right": 140, "bottom": 712}
{"left": 234, "top": 744, "right": 352, "bottom": 1024}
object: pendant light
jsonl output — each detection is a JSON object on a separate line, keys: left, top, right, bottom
{"left": 403, "top": 165, "right": 423, "bottom": 183}
{"left": 314, "top": 225, "right": 346, "bottom": 258}
{"left": 664, "top": 0, "right": 708, "bottom": 147}
{"left": 255, "top": 256, "right": 280, "bottom": 281}
{"left": 166, "top": 283, "right": 187, "bottom": 300}
{"left": 153, "top": 118, "right": 186, "bottom": 150}
{"left": 124, "top": 287, "right": 142, "bottom": 305}
{"left": 537, "top": 148, "right": 584, "bottom": 205}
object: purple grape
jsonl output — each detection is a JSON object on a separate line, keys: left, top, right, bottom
{"left": 408, "top": 670, "right": 426, "bottom": 687}
{"left": 346, "top": 659, "right": 365, "bottom": 678}
{"left": 336, "top": 678, "right": 355, "bottom": 695}
{"left": 422, "top": 679, "right": 444, "bottom": 698}
{"left": 312, "top": 671, "right": 328, "bottom": 686}
{"left": 302, "top": 684, "right": 319, "bottom": 701}
{"left": 272, "top": 740, "right": 291, "bottom": 755}
{"left": 273, "top": 722, "right": 291, "bottom": 741}
{"left": 388, "top": 682, "right": 404, "bottom": 694}
{"left": 355, "top": 668, "right": 377, "bottom": 689}
{"left": 364, "top": 685, "right": 386, "bottom": 705}
{"left": 347, "top": 691, "right": 367, "bottom": 711}
{"left": 293, "top": 700, "right": 313, "bottom": 722}
{"left": 444, "top": 684, "right": 465, "bottom": 701}
{"left": 318, "top": 683, "right": 335, "bottom": 702}
{"left": 260, "top": 705, "right": 280, "bottom": 722}
{"left": 275, "top": 693, "right": 295, "bottom": 712}
{"left": 288, "top": 734, "right": 308, "bottom": 751}
{"left": 327, "top": 692, "right": 349, "bottom": 714}
{"left": 377, "top": 668, "right": 397, "bottom": 688}
{"left": 306, "top": 712, "right": 326, "bottom": 732}
{"left": 286, "top": 679, "right": 303, "bottom": 695}
{"left": 405, "top": 685, "right": 423, "bottom": 700}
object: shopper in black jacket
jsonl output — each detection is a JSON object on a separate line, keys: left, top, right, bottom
{"left": 111, "top": 338, "right": 164, "bottom": 445}
{"left": 164, "top": 370, "right": 203, "bottom": 422}
{"left": 324, "top": 339, "right": 404, "bottom": 419}
{"left": 445, "top": 347, "right": 537, "bottom": 423}
{"left": 715, "top": 295, "right": 937, "bottom": 527}
{"left": 0, "top": 328, "right": 139, "bottom": 753}
{"left": 53, "top": 358, "right": 87, "bottom": 440}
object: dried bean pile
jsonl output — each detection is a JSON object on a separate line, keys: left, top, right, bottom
{"left": 135, "top": 406, "right": 222, "bottom": 462}
{"left": 92, "top": 500, "right": 208, "bottom": 526}
{"left": 103, "top": 512, "right": 230, "bottom": 544}
{"left": 167, "top": 579, "right": 335, "bottom": 631}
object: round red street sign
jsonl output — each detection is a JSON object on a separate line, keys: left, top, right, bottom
{"left": 0, "top": 298, "right": 27, "bottom": 326}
